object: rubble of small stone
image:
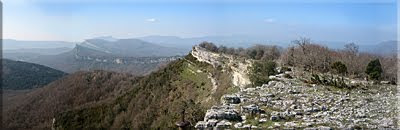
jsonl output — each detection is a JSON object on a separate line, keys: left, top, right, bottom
{"left": 195, "top": 68, "right": 398, "bottom": 129}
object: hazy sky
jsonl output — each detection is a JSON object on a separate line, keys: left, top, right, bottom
{"left": 3, "top": 0, "right": 397, "bottom": 44}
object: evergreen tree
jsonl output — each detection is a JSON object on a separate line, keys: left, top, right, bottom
{"left": 331, "top": 61, "right": 347, "bottom": 76}
{"left": 365, "top": 59, "right": 383, "bottom": 80}
{"left": 249, "top": 60, "right": 277, "bottom": 86}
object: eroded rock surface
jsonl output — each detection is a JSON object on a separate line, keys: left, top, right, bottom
{"left": 195, "top": 69, "right": 398, "bottom": 129}
{"left": 191, "top": 45, "right": 251, "bottom": 89}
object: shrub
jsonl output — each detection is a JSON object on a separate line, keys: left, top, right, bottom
{"left": 311, "top": 74, "right": 348, "bottom": 88}
{"left": 365, "top": 59, "right": 383, "bottom": 80}
{"left": 249, "top": 60, "right": 277, "bottom": 86}
{"left": 311, "top": 74, "right": 321, "bottom": 84}
{"left": 199, "top": 42, "right": 218, "bottom": 52}
{"left": 283, "top": 74, "right": 292, "bottom": 79}
{"left": 331, "top": 61, "right": 347, "bottom": 76}
{"left": 281, "top": 66, "right": 292, "bottom": 72}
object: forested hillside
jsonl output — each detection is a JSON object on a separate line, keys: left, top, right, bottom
{"left": 52, "top": 44, "right": 253, "bottom": 129}
{"left": 2, "top": 59, "right": 67, "bottom": 90}
{"left": 3, "top": 71, "right": 137, "bottom": 129}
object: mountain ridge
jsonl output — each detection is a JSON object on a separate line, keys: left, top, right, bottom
{"left": 7, "top": 38, "right": 185, "bottom": 75}
{"left": 78, "top": 38, "right": 185, "bottom": 57}
{"left": 3, "top": 39, "right": 75, "bottom": 50}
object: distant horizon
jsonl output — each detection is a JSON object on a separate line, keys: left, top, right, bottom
{"left": 4, "top": 0, "right": 396, "bottom": 45}
{"left": 3, "top": 34, "right": 397, "bottom": 46}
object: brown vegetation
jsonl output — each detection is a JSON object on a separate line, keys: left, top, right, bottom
{"left": 199, "top": 41, "right": 281, "bottom": 60}
{"left": 200, "top": 39, "right": 397, "bottom": 83}
{"left": 3, "top": 71, "right": 137, "bottom": 129}
{"left": 280, "top": 38, "right": 397, "bottom": 83}
{"left": 37, "top": 54, "right": 234, "bottom": 129}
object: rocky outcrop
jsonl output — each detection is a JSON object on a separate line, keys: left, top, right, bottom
{"left": 191, "top": 46, "right": 222, "bottom": 68}
{"left": 191, "top": 45, "right": 251, "bottom": 89}
{"left": 221, "top": 94, "right": 241, "bottom": 104}
{"left": 230, "top": 61, "right": 251, "bottom": 89}
{"left": 195, "top": 105, "right": 242, "bottom": 129}
{"left": 204, "top": 105, "right": 242, "bottom": 121}
{"left": 195, "top": 68, "right": 398, "bottom": 129}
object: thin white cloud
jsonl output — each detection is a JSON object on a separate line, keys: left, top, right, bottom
{"left": 146, "top": 18, "right": 157, "bottom": 22}
{"left": 264, "top": 18, "right": 276, "bottom": 23}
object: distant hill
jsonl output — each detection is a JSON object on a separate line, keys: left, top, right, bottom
{"left": 3, "top": 39, "right": 75, "bottom": 50}
{"left": 359, "top": 40, "right": 398, "bottom": 56}
{"left": 3, "top": 52, "right": 43, "bottom": 62}
{"left": 20, "top": 38, "right": 184, "bottom": 75}
{"left": 3, "top": 39, "right": 75, "bottom": 61}
{"left": 3, "top": 47, "right": 74, "bottom": 62}
{"left": 29, "top": 48, "right": 180, "bottom": 75}
{"left": 92, "top": 36, "right": 118, "bottom": 42}
{"left": 3, "top": 38, "right": 185, "bottom": 61}
{"left": 2, "top": 59, "right": 67, "bottom": 90}
{"left": 79, "top": 38, "right": 186, "bottom": 57}
{"left": 317, "top": 40, "right": 398, "bottom": 56}
{"left": 4, "top": 47, "right": 73, "bottom": 55}
{"left": 137, "top": 35, "right": 276, "bottom": 51}
{"left": 137, "top": 35, "right": 195, "bottom": 50}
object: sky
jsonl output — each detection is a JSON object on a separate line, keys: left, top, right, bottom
{"left": 3, "top": 0, "right": 397, "bottom": 44}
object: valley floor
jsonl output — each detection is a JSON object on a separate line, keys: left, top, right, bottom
{"left": 195, "top": 70, "right": 398, "bottom": 129}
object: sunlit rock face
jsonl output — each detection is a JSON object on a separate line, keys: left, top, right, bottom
{"left": 191, "top": 45, "right": 251, "bottom": 89}
{"left": 191, "top": 46, "right": 222, "bottom": 67}
{"left": 230, "top": 61, "right": 251, "bottom": 89}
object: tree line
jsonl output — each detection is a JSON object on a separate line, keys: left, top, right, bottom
{"left": 199, "top": 41, "right": 281, "bottom": 61}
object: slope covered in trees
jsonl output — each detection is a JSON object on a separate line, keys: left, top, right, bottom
{"left": 3, "top": 71, "right": 137, "bottom": 129}
{"left": 2, "top": 59, "right": 67, "bottom": 90}
{"left": 53, "top": 52, "right": 240, "bottom": 129}
{"left": 5, "top": 46, "right": 241, "bottom": 129}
